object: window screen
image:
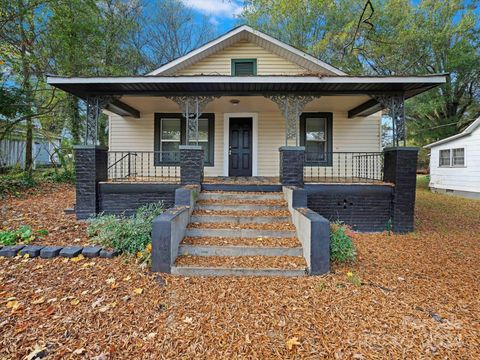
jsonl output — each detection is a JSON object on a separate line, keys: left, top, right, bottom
{"left": 452, "top": 148, "right": 465, "bottom": 166}
{"left": 439, "top": 149, "right": 451, "bottom": 167}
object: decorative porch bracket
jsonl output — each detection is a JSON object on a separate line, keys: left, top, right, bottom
{"left": 266, "top": 95, "right": 318, "bottom": 146}
{"left": 372, "top": 94, "right": 406, "bottom": 147}
{"left": 167, "top": 96, "right": 218, "bottom": 144}
{"left": 85, "top": 96, "right": 118, "bottom": 145}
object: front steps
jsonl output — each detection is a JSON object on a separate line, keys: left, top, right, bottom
{"left": 174, "top": 190, "right": 306, "bottom": 277}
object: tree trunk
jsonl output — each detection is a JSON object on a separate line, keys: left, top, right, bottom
{"left": 68, "top": 94, "right": 81, "bottom": 144}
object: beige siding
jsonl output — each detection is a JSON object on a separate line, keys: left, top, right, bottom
{"left": 108, "top": 109, "right": 381, "bottom": 178}
{"left": 176, "top": 40, "right": 308, "bottom": 75}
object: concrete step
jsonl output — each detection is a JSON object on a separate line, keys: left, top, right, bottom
{"left": 190, "top": 215, "right": 291, "bottom": 224}
{"left": 185, "top": 228, "right": 296, "bottom": 238}
{"left": 195, "top": 204, "right": 287, "bottom": 211}
{"left": 171, "top": 266, "right": 306, "bottom": 277}
{"left": 178, "top": 244, "right": 303, "bottom": 257}
{"left": 201, "top": 184, "right": 282, "bottom": 192}
{"left": 198, "top": 192, "right": 284, "bottom": 201}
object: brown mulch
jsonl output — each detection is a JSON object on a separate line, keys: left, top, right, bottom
{"left": 0, "top": 183, "right": 89, "bottom": 246}
{"left": 197, "top": 199, "right": 287, "bottom": 206}
{"left": 181, "top": 236, "right": 301, "bottom": 248}
{"left": 187, "top": 222, "right": 296, "bottom": 231}
{"left": 193, "top": 209, "right": 291, "bottom": 217}
{"left": 175, "top": 255, "right": 307, "bottom": 269}
{"left": 0, "top": 182, "right": 479, "bottom": 358}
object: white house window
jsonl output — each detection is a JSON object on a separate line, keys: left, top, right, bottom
{"left": 439, "top": 149, "right": 451, "bottom": 167}
{"left": 300, "top": 113, "right": 333, "bottom": 165}
{"left": 159, "top": 118, "right": 181, "bottom": 163}
{"left": 452, "top": 148, "right": 465, "bottom": 166}
{"left": 154, "top": 113, "right": 214, "bottom": 166}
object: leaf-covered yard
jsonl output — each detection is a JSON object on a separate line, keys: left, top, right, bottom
{"left": 0, "top": 180, "right": 479, "bottom": 359}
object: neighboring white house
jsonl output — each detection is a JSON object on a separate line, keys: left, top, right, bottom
{"left": 0, "top": 129, "right": 60, "bottom": 170}
{"left": 425, "top": 116, "right": 480, "bottom": 199}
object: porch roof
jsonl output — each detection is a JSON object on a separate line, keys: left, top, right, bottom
{"left": 47, "top": 74, "right": 447, "bottom": 118}
{"left": 47, "top": 74, "right": 446, "bottom": 98}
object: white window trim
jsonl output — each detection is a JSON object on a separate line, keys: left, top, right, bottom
{"left": 438, "top": 147, "right": 467, "bottom": 168}
{"left": 452, "top": 147, "right": 466, "bottom": 167}
{"left": 223, "top": 113, "right": 258, "bottom": 176}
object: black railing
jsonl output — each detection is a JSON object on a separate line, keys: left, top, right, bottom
{"left": 107, "top": 151, "right": 180, "bottom": 182}
{"left": 304, "top": 152, "right": 384, "bottom": 183}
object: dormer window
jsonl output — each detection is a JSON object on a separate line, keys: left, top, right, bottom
{"left": 232, "top": 59, "right": 257, "bottom": 76}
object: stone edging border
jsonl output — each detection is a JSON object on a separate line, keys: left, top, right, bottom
{"left": 0, "top": 245, "right": 118, "bottom": 259}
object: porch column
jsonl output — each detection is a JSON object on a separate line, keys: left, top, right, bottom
{"left": 372, "top": 94, "right": 406, "bottom": 147}
{"left": 179, "top": 145, "right": 204, "bottom": 184}
{"left": 279, "top": 146, "right": 305, "bottom": 186}
{"left": 166, "top": 96, "right": 218, "bottom": 144}
{"left": 383, "top": 147, "right": 419, "bottom": 233}
{"left": 74, "top": 145, "right": 108, "bottom": 219}
{"left": 74, "top": 96, "right": 114, "bottom": 219}
{"left": 266, "top": 95, "right": 316, "bottom": 186}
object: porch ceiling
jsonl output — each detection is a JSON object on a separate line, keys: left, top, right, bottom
{"left": 116, "top": 95, "right": 374, "bottom": 115}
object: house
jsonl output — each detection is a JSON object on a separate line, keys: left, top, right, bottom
{"left": 47, "top": 25, "right": 446, "bottom": 275}
{"left": 425, "top": 116, "right": 480, "bottom": 199}
{"left": 0, "top": 125, "right": 60, "bottom": 170}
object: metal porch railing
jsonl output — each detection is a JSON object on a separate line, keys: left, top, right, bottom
{"left": 107, "top": 151, "right": 180, "bottom": 183}
{"left": 304, "top": 152, "right": 384, "bottom": 183}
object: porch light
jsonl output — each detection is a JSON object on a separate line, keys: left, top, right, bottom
{"left": 230, "top": 99, "right": 240, "bottom": 105}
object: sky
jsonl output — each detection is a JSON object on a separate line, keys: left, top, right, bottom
{"left": 180, "top": 0, "right": 245, "bottom": 33}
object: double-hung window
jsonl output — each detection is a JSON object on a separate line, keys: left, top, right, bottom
{"left": 154, "top": 113, "right": 214, "bottom": 166}
{"left": 300, "top": 113, "right": 333, "bottom": 165}
{"left": 439, "top": 149, "right": 451, "bottom": 167}
{"left": 439, "top": 148, "right": 466, "bottom": 167}
{"left": 452, "top": 148, "right": 465, "bottom": 166}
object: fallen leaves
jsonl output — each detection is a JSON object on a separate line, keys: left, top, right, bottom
{"left": 0, "top": 183, "right": 479, "bottom": 359}
{"left": 6, "top": 300, "right": 20, "bottom": 311}
{"left": 286, "top": 337, "right": 301, "bottom": 350}
{"left": 31, "top": 297, "right": 45, "bottom": 305}
{"left": 133, "top": 288, "right": 143, "bottom": 295}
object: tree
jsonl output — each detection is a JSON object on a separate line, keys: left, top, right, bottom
{"left": 241, "top": 0, "right": 480, "bottom": 145}
{"left": 145, "top": 0, "right": 215, "bottom": 68}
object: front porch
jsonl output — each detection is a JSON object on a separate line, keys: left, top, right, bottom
{"left": 46, "top": 74, "right": 444, "bottom": 235}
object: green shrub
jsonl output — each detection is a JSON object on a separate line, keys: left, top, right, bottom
{"left": 87, "top": 202, "right": 165, "bottom": 255}
{"left": 0, "top": 225, "right": 48, "bottom": 246}
{"left": 330, "top": 222, "right": 356, "bottom": 263}
{"left": 0, "top": 172, "right": 37, "bottom": 198}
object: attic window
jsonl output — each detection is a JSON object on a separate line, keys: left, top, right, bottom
{"left": 232, "top": 59, "right": 257, "bottom": 76}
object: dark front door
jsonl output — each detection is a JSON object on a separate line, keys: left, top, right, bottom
{"left": 229, "top": 117, "right": 253, "bottom": 176}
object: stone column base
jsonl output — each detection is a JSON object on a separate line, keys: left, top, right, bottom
{"left": 279, "top": 146, "right": 305, "bottom": 186}
{"left": 383, "top": 147, "right": 419, "bottom": 233}
{"left": 180, "top": 145, "right": 204, "bottom": 185}
{"left": 73, "top": 145, "right": 108, "bottom": 220}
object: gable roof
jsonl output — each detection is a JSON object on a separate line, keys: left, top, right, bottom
{"left": 147, "top": 25, "right": 346, "bottom": 76}
{"left": 424, "top": 116, "right": 480, "bottom": 148}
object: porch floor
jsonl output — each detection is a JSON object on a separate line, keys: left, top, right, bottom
{"left": 203, "top": 176, "right": 280, "bottom": 185}
{"left": 105, "top": 176, "right": 390, "bottom": 185}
